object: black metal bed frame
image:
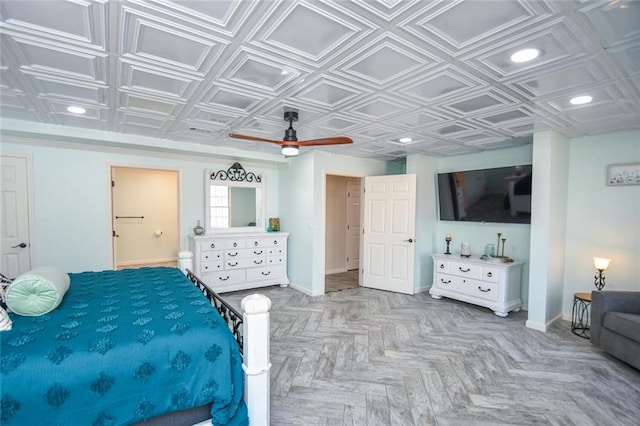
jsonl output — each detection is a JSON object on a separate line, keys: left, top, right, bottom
{"left": 186, "top": 269, "right": 243, "bottom": 354}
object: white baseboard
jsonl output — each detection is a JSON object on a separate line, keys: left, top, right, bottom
{"left": 288, "top": 282, "right": 324, "bottom": 297}
{"left": 414, "top": 284, "right": 431, "bottom": 294}
{"left": 526, "top": 313, "right": 562, "bottom": 332}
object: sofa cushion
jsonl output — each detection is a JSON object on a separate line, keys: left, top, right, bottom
{"left": 603, "top": 312, "right": 640, "bottom": 343}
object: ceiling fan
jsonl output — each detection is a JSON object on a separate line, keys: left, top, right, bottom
{"left": 229, "top": 110, "right": 353, "bottom": 157}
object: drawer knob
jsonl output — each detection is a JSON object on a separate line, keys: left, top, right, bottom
{"left": 261, "top": 271, "right": 271, "bottom": 276}
{"left": 439, "top": 264, "right": 444, "bottom": 269}
{"left": 478, "top": 286, "right": 491, "bottom": 293}
{"left": 486, "top": 272, "right": 493, "bottom": 277}
{"left": 228, "top": 252, "right": 238, "bottom": 257}
{"left": 219, "top": 276, "right": 230, "bottom": 281}
{"left": 228, "top": 261, "right": 238, "bottom": 267}
{"left": 440, "top": 279, "right": 451, "bottom": 284}
{"left": 459, "top": 267, "right": 471, "bottom": 272}
{"left": 210, "top": 243, "right": 215, "bottom": 249}
{"left": 274, "top": 240, "right": 278, "bottom": 245}
{"left": 233, "top": 242, "right": 238, "bottom": 247}
{"left": 254, "top": 250, "right": 263, "bottom": 255}
{"left": 254, "top": 241, "right": 259, "bottom": 246}
{"left": 254, "top": 259, "right": 263, "bottom": 265}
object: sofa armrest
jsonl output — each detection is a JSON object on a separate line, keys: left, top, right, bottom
{"left": 591, "top": 291, "right": 640, "bottom": 346}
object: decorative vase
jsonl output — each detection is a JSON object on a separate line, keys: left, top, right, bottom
{"left": 193, "top": 220, "right": 204, "bottom": 235}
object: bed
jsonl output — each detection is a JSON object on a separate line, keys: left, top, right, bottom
{"left": 0, "top": 266, "right": 271, "bottom": 426}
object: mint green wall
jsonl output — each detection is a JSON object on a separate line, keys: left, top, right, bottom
{"left": 527, "top": 131, "right": 570, "bottom": 330}
{"left": 406, "top": 155, "right": 438, "bottom": 292}
{"left": 562, "top": 130, "right": 640, "bottom": 316}
{"left": 280, "top": 151, "right": 388, "bottom": 295}
{"left": 1, "top": 139, "right": 280, "bottom": 273}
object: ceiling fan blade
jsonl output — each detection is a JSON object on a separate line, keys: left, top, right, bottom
{"left": 228, "top": 133, "right": 285, "bottom": 145}
{"left": 296, "top": 137, "right": 353, "bottom": 146}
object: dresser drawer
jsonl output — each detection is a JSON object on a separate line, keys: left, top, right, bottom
{"left": 435, "top": 259, "right": 449, "bottom": 273}
{"left": 224, "top": 248, "right": 264, "bottom": 259}
{"left": 201, "top": 240, "right": 225, "bottom": 251}
{"left": 224, "top": 257, "right": 267, "bottom": 269}
{"left": 267, "top": 255, "right": 285, "bottom": 265}
{"left": 201, "top": 260, "right": 223, "bottom": 273}
{"left": 267, "top": 247, "right": 286, "bottom": 256}
{"left": 223, "top": 239, "right": 246, "bottom": 249}
{"left": 201, "top": 251, "right": 223, "bottom": 262}
{"left": 435, "top": 273, "right": 498, "bottom": 302}
{"left": 248, "top": 237, "right": 287, "bottom": 248}
{"left": 247, "top": 265, "right": 286, "bottom": 282}
{"left": 449, "top": 261, "right": 483, "bottom": 280}
{"left": 482, "top": 267, "right": 501, "bottom": 283}
{"left": 209, "top": 270, "right": 245, "bottom": 286}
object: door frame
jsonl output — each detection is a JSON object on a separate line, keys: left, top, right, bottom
{"left": 108, "top": 164, "right": 183, "bottom": 270}
{"left": 1, "top": 153, "right": 36, "bottom": 274}
{"left": 322, "top": 170, "right": 365, "bottom": 294}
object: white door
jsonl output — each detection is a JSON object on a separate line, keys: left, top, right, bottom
{"left": 1, "top": 155, "right": 32, "bottom": 278}
{"left": 345, "top": 181, "right": 361, "bottom": 270}
{"left": 362, "top": 174, "right": 416, "bottom": 294}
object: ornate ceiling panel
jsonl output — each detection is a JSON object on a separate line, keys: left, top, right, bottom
{"left": 1, "top": 0, "right": 639, "bottom": 159}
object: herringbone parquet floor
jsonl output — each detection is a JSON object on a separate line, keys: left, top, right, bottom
{"left": 222, "top": 286, "right": 640, "bottom": 426}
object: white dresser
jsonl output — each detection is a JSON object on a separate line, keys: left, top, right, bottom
{"left": 189, "top": 232, "right": 289, "bottom": 293}
{"left": 429, "top": 254, "right": 523, "bottom": 317}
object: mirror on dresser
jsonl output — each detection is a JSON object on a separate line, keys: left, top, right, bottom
{"left": 205, "top": 163, "right": 265, "bottom": 233}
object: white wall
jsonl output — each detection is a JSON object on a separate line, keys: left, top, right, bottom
{"left": 1, "top": 139, "right": 281, "bottom": 273}
{"left": 562, "top": 130, "right": 640, "bottom": 316}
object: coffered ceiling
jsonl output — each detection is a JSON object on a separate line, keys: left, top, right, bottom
{"left": 1, "top": 0, "right": 639, "bottom": 160}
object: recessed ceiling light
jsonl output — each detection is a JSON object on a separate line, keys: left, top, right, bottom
{"left": 280, "top": 69, "right": 289, "bottom": 75}
{"left": 510, "top": 48, "right": 540, "bottom": 63}
{"left": 67, "top": 106, "right": 86, "bottom": 114}
{"left": 570, "top": 95, "right": 593, "bottom": 105}
{"left": 399, "top": 137, "right": 412, "bottom": 143}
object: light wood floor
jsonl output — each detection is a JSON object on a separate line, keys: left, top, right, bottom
{"left": 222, "top": 286, "right": 640, "bottom": 425}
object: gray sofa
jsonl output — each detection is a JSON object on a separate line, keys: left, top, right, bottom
{"left": 590, "top": 291, "right": 640, "bottom": 370}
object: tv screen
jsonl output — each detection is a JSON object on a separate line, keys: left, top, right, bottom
{"left": 437, "top": 164, "right": 532, "bottom": 224}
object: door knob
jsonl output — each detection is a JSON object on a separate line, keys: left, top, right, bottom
{"left": 12, "top": 242, "right": 27, "bottom": 248}
{"left": 404, "top": 238, "right": 414, "bottom": 243}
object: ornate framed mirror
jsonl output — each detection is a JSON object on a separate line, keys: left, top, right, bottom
{"left": 204, "top": 163, "right": 265, "bottom": 234}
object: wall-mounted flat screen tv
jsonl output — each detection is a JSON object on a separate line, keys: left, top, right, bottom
{"left": 437, "top": 164, "right": 532, "bottom": 224}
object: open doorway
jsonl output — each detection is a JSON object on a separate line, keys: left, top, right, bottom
{"left": 111, "top": 166, "right": 180, "bottom": 270}
{"left": 325, "top": 174, "right": 361, "bottom": 293}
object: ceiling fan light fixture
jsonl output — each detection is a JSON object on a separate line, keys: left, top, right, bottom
{"left": 510, "top": 48, "right": 540, "bottom": 63}
{"left": 281, "top": 145, "right": 299, "bottom": 157}
{"left": 399, "top": 137, "right": 412, "bottom": 143}
{"left": 570, "top": 95, "right": 593, "bottom": 105}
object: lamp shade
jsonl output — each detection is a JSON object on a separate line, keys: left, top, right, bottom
{"left": 593, "top": 257, "right": 611, "bottom": 271}
{"left": 281, "top": 145, "right": 299, "bottom": 157}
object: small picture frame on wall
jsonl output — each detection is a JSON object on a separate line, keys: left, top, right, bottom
{"left": 607, "top": 162, "right": 640, "bottom": 186}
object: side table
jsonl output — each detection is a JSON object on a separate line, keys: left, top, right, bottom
{"left": 571, "top": 292, "right": 591, "bottom": 339}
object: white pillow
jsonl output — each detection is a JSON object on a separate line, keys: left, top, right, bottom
{"left": 6, "top": 267, "right": 70, "bottom": 316}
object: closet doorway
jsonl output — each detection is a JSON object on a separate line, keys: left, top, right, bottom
{"left": 111, "top": 166, "right": 180, "bottom": 270}
{"left": 325, "top": 174, "right": 361, "bottom": 293}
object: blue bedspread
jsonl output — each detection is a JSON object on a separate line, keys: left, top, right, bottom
{"left": 1, "top": 267, "right": 248, "bottom": 426}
